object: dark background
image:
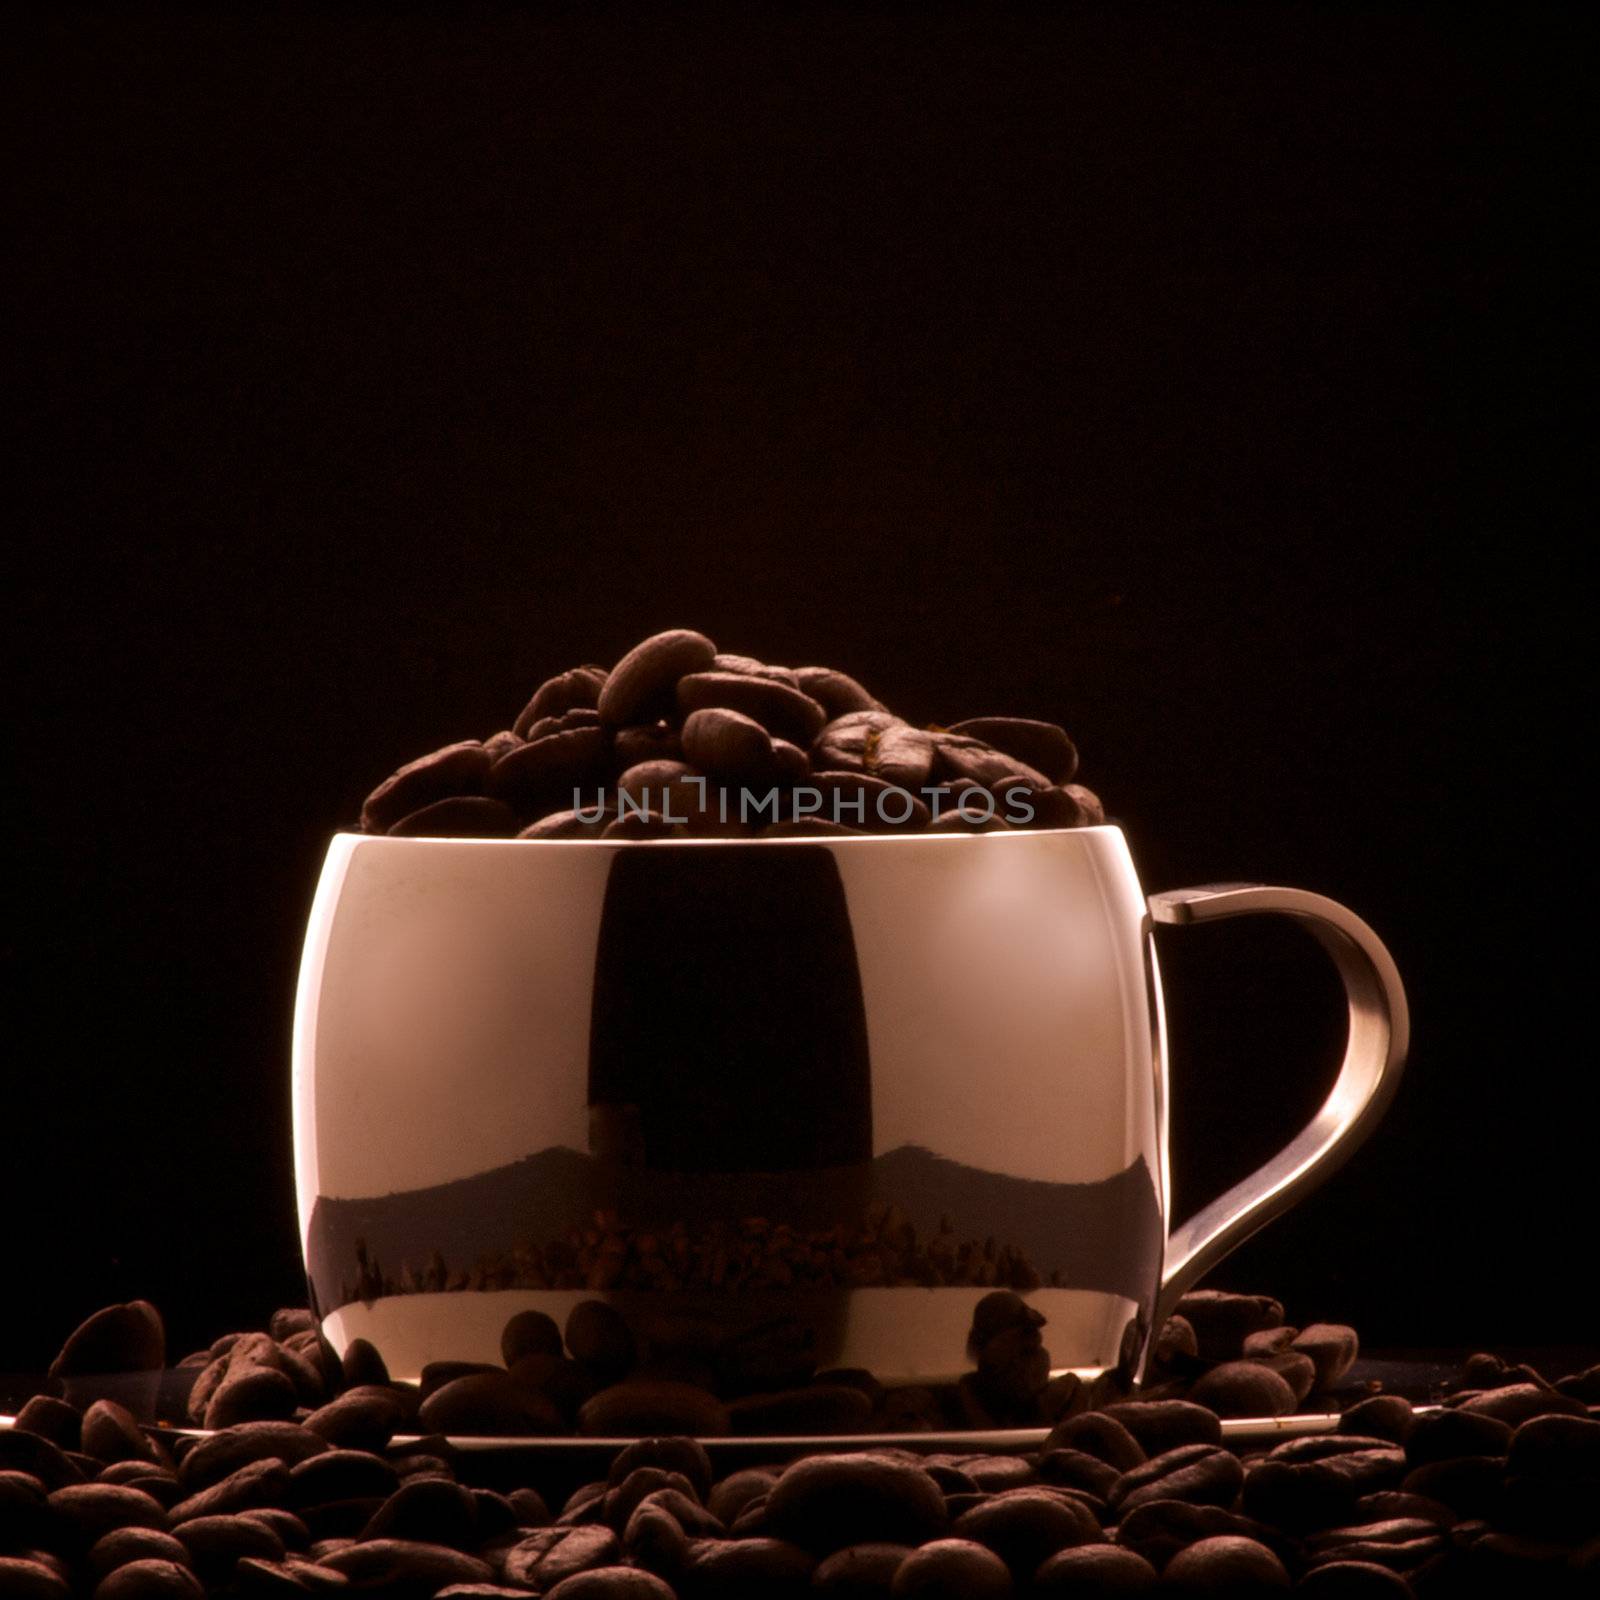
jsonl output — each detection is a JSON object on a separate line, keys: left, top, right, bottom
{"left": 6, "top": 6, "right": 1588, "bottom": 1376}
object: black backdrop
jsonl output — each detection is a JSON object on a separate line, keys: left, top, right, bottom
{"left": 6, "top": 6, "right": 1588, "bottom": 1376}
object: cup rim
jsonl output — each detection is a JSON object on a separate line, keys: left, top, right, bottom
{"left": 334, "top": 824, "right": 1121, "bottom": 847}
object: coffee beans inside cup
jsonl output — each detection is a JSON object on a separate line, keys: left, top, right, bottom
{"left": 358, "top": 629, "right": 1105, "bottom": 838}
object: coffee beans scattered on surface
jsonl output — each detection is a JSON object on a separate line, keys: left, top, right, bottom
{"left": 5, "top": 1297, "right": 1596, "bottom": 1595}
{"left": 357, "top": 630, "right": 1105, "bottom": 838}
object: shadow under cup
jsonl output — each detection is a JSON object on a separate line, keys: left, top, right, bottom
{"left": 293, "top": 828, "right": 1166, "bottom": 1388}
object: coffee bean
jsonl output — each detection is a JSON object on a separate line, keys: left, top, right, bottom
{"left": 417, "top": 1373, "right": 565, "bottom": 1438}
{"left": 676, "top": 672, "right": 827, "bottom": 746}
{"left": 518, "top": 806, "right": 611, "bottom": 838}
{"left": 336, "top": 1339, "right": 388, "bottom": 1389}
{"left": 811, "top": 1541, "right": 910, "bottom": 1594}
{"left": 47, "top": 1482, "right": 170, "bottom": 1547}
{"left": 0, "top": 1557, "right": 69, "bottom": 1600}
{"left": 1294, "top": 1325, "right": 1361, "bottom": 1389}
{"left": 1173, "top": 1293, "right": 1286, "bottom": 1362}
{"left": 315, "top": 1538, "right": 493, "bottom": 1594}
{"left": 599, "top": 631, "right": 719, "bottom": 726}
{"left": 87, "top": 1528, "right": 192, "bottom": 1579}
{"left": 93, "top": 1559, "right": 206, "bottom": 1599}
{"left": 14, "top": 1395, "right": 83, "bottom": 1450}
{"left": 622, "top": 1497, "right": 691, "bottom": 1577}
{"left": 1110, "top": 1444, "right": 1245, "bottom": 1514}
{"left": 1341, "top": 1396, "right": 1416, "bottom": 1445}
{"left": 489, "top": 727, "right": 609, "bottom": 814}
{"left": 419, "top": 1361, "right": 502, "bottom": 1400}
{"left": 1507, "top": 1412, "right": 1600, "bottom": 1479}
{"left": 1296, "top": 1562, "right": 1416, "bottom": 1597}
{"left": 360, "top": 743, "right": 492, "bottom": 833}
{"left": 386, "top": 795, "right": 517, "bottom": 838}
{"left": 578, "top": 1382, "right": 730, "bottom": 1438}
{"left": 564, "top": 1300, "right": 638, "bottom": 1381}
{"left": 302, "top": 1389, "right": 407, "bottom": 1454}
{"left": 793, "top": 668, "right": 886, "bottom": 718}
{"left": 886, "top": 1537, "right": 1012, "bottom": 1597}
{"left": 1034, "top": 1542, "right": 1159, "bottom": 1593}
{"left": 1189, "top": 1361, "right": 1298, "bottom": 1419}
{"left": 602, "top": 810, "right": 684, "bottom": 838}
{"left": 360, "top": 1477, "right": 479, "bottom": 1549}
{"left": 1044, "top": 1412, "right": 1146, "bottom": 1471}
{"left": 516, "top": 667, "right": 609, "bottom": 737}
{"left": 680, "top": 706, "right": 775, "bottom": 785}
{"left": 812, "top": 712, "right": 935, "bottom": 788}
{"left": 612, "top": 721, "right": 684, "bottom": 769}
{"left": 180, "top": 1424, "right": 329, "bottom": 1490}
{"left": 49, "top": 1302, "right": 165, "bottom": 1415}
{"left": 600, "top": 1469, "right": 698, "bottom": 1532}
{"left": 711, "top": 654, "right": 801, "bottom": 688}
{"left": 1064, "top": 783, "right": 1106, "bottom": 823}
{"left": 765, "top": 1454, "right": 947, "bottom": 1554}
{"left": 1244, "top": 1450, "right": 1408, "bottom": 1533}
{"left": 80, "top": 1402, "right": 160, "bottom": 1467}
{"left": 951, "top": 1486, "right": 1102, "bottom": 1576}
{"left": 173, "top": 1513, "right": 286, "bottom": 1581}
{"left": 205, "top": 1368, "right": 300, "bottom": 1430}
{"left": 543, "top": 1569, "right": 679, "bottom": 1599}
{"left": 1555, "top": 1362, "right": 1600, "bottom": 1403}
{"left": 1247, "top": 1351, "right": 1318, "bottom": 1405}
{"left": 1100, "top": 1401, "right": 1222, "bottom": 1455}
{"left": 169, "top": 1460, "right": 292, "bottom": 1524}
{"left": 930, "top": 732, "right": 1051, "bottom": 793}
{"left": 1454, "top": 1383, "right": 1585, "bottom": 1426}
{"left": 808, "top": 770, "right": 932, "bottom": 832}
{"left": 948, "top": 718, "right": 1079, "bottom": 783}
{"left": 1161, "top": 1534, "right": 1290, "bottom": 1593}
{"left": 502, "top": 1524, "right": 622, "bottom": 1589}
{"left": 239, "top": 1507, "right": 309, "bottom": 1551}
{"left": 706, "top": 1468, "right": 777, "bottom": 1526}
{"left": 496, "top": 1310, "right": 562, "bottom": 1369}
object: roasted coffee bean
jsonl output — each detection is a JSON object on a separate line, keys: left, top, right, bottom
{"left": 360, "top": 743, "right": 492, "bottom": 833}
{"left": 599, "top": 631, "right": 719, "bottom": 726}
{"left": 1247, "top": 1350, "right": 1318, "bottom": 1405}
{"left": 1101, "top": 1400, "right": 1222, "bottom": 1455}
{"left": 681, "top": 706, "right": 775, "bottom": 783}
{"left": 173, "top": 1513, "right": 286, "bottom": 1581}
{"left": 1454, "top": 1382, "right": 1585, "bottom": 1426}
{"left": 1045, "top": 1412, "right": 1146, "bottom": 1471}
{"left": 1161, "top": 1534, "right": 1291, "bottom": 1593}
{"left": 1555, "top": 1362, "right": 1600, "bottom": 1402}
{"left": 0, "top": 1557, "right": 69, "bottom": 1600}
{"left": 80, "top": 1402, "right": 160, "bottom": 1467}
{"left": 1035, "top": 1447, "right": 1120, "bottom": 1501}
{"left": 948, "top": 718, "right": 1079, "bottom": 783}
{"left": 811, "top": 1541, "right": 911, "bottom": 1595}
{"left": 706, "top": 1468, "right": 776, "bottom": 1525}
{"left": 489, "top": 728, "right": 608, "bottom": 814}
{"left": 180, "top": 1424, "right": 329, "bottom": 1490}
{"left": 239, "top": 1507, "right": 310, "bottom": 1551}
{"left": 519, "top": 806, "right": 611, "bottom": 838}
{"left": 205, "top": 1368, "right": 300, "bottom": 1430}
{"left": 1353, "top": 1491, "right": 1453, "bottom": 1526}
{"left": 417, "top": 1372, "right": 566, "bottom": 1437}
{"left": 387, "top": 795, "right": 516, "bottom": 838}
{"left": 419, "top": 1361, "right": 502, "bottom": 1399}
{"left": 600, "top": 1468, "right": 698, "bottom": 1532}
{"left": 360, "top": 1477, "right": 479, "bottom": 1548}
{"left": 812, "top": 712, "right": 935, "bottom": 788}
{"left": 1341, "top": 1396, "right": 1416, "bottom": 1445}
{"left": 1110, "top": 1444, "right": 1244, "bottom": 1513}
{"left": 315, "top": 1537, "right": 493, "bottom": 1593}
{"left": 726, "top": 1384, "right": 874, "bottom": 1435}
{"left": 944, "top": 1455, "right": 1034, "bottom": 1493}
{"left": 612, "top": 721, "right": 684, "bottom": 769}
{"left": 47, "top": 1482, "right": 170, "bottom": 1546}
{"left": 602, "top": 810, "right": 684, "bottom": 839}
{"left": 886, "top": 1537, "right": 1011, "bottom": 1597}
{"left": 621, "top": 1497, "right": 692, "bottom": 1575}
{"left": 498, "top": 1310, "right": 563, "bottom": 1368}
{"left": 766, "top": 1454, "right": 947, "bottom": 1555}
{"left": 676, "top": 671, "right": 827, "bottom": 746}
{"left": 502, "top": 1524, "right": 622, "bottom": 1588}
{"left": 87, "top": 1528, "right": 192, "bottom": 1579}
{"left": 578, "top": 1381, "right": 730, "bottom": 1438}
{"left": 1064, "top": 783, "right": 1106, "bottom": 823}
{"left": 1507, "top": 1411, "right": 1600, "bottom": 1478}
{"left": 93, "top": 1559, "right": 206, "bottom": 1599}
{"left": 951, "top": 1487, "right": 1102, "bottom": 1576}
{"left": 543, "top": 1569, "right": 679, "bottom": 1599}
{"left": 302, "top": 1389, "right": 407, "bottom": 1453}
{"left": 1189, "top": 1360, "right": 1298, "bottom": 1418}
{"left": 516, "top": 667, "right": 609, "bottom": 737}
{"left": 710, "top": 653, "right": 801, "bottom": 687}
{"left": 1294, "top": 1325, "right": 1361, "bottom": 1389}
{"left": 804, "top": 770, "right": 932, "bottom": 832}
{"left": 1034, "top": 1542, "right": 1159, "bottom": 1593}
{"left": 1171, "top": 1293, "right": 1285, "bottom": 1361}
{"left": 1296, "top": 1562, "right": 1416, "bottom": 1597}
{"left": 565, "top": 1300, "right": 638, "bottom": 1381}
{"left": 930, "top": 731, "right": 1051, "bottom": 793}
{"left": 793, "top": 667, "right": 886, "bottom": 718}
{"left": 337, "top": 1340, "right": 388, "bottom": 1389}
{"left": 169, "top": 1460, "right": 292, "bottom": 1524}
{"left": 1111, "top": 1499, "right": 1271, "bottom": 1570}
{"left": 1244, "top": 1449, "right": 1408, "bottom": 1532}
{"left": 606, "top": 1438, "right": 714, "bottom": 1501}
{"left": 14, "top": 1395, "right": 83, "bottom": 1450}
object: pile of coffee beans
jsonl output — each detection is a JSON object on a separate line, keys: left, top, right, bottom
{"left": 357, "top": 630, "right": 1103, "bottom": 839}
{"left": 344, "top": 1206, "right": 1051, "bottom": 1307}
{"left": 4, "top": 1296, "right": 1595, "bottom": 1595}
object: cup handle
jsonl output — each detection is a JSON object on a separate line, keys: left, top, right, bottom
{"left": 1147, "top": 882, "right": 1410, "bottom": 1328}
